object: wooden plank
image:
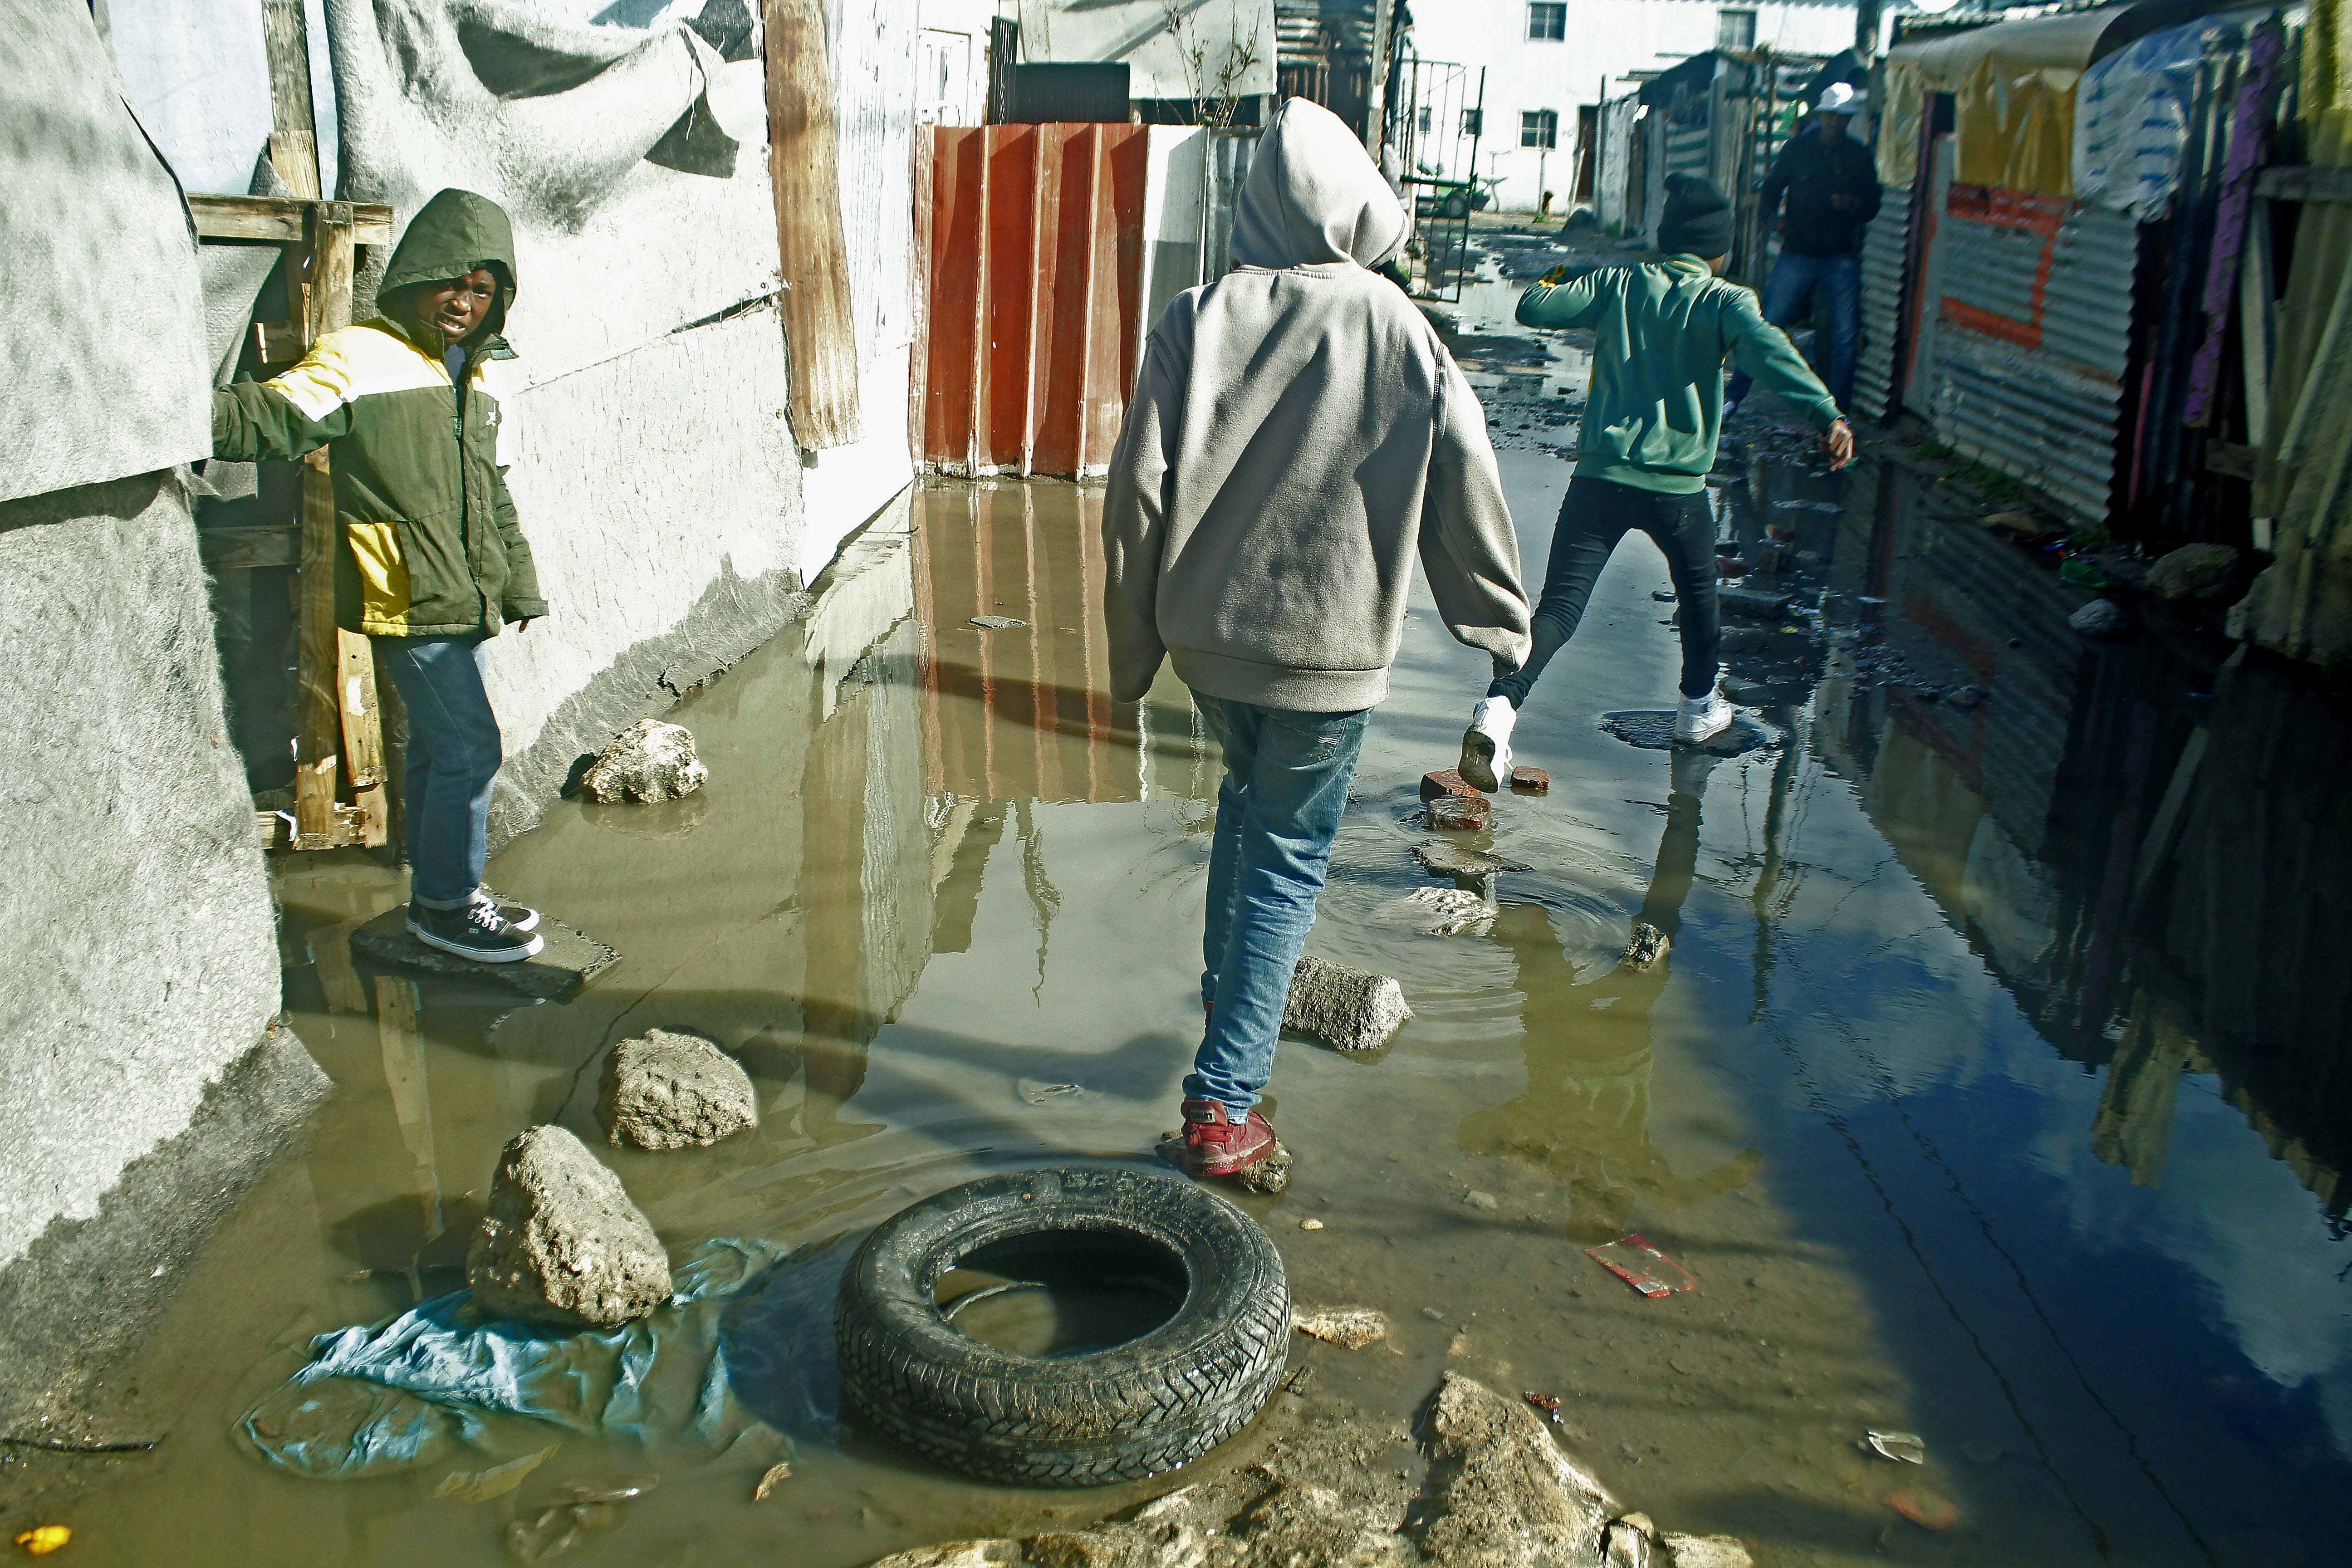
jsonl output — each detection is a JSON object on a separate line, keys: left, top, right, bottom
{"left": 197, "top": 524, "right": 300, "bottom": 571}
{"left": 260, "top": 0, "right": 322, "bottom": 199}
{"left": 2254, "top": 164, "right": 2352, "bottom": 203}
{"left": 188, "top": 194, "right": 394, "bottom": 246}
{"left": 2240, "top": 198, "right": 2276, "bottom": 447}
{"left": 762, "top": 0, "right": 864, "bottom": 449}
{"left": 293, "top": 206, "right": 359, "bottom": 850}
{"left": 338, "top": 629, "right": 391, "bottom": 846}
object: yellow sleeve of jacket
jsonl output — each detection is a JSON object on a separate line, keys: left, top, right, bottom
{"left": 211, "top": 338, "right": 362, "bottom": 461}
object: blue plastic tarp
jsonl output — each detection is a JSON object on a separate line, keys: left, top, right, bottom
{"left": 240, "top": 1238, "right": 789, "bottom": 1480}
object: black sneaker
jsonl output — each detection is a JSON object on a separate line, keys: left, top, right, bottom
{"left": 470, "top": 887, "right": 539, "bottom": 933}
{"left": 407, "top": 900, "right": 544, "bottom": 963}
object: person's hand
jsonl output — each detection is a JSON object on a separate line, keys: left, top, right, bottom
{"left": 1822, "top": 419, "right": 1854, "bottom": 470}
{"left": 1830, "top": 192, "right": 1856, "bottom": 212}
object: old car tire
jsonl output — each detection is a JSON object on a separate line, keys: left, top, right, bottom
{"left": 834, "top": 1166, "right": 1289, "bottom": 1485}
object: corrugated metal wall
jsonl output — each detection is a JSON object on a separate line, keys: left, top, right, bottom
{"left": 1853, "top": 187, "right": 1913, "bottom": 420}
{"left": 1921, "top": 186, "right": 2141, "bottom": 525}
{"left": 921, "top": 123, "right": 1150, "bottom": 478}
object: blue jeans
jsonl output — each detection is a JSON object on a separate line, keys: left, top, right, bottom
{"left": 377, "top": 635, "right": 501, "bottom": 909}
{"left": 1727, "top": 249, "right": 1860, "bottom": 413}
{"left": 1187, "top": 695, "right": 1371, "bottom": 1116}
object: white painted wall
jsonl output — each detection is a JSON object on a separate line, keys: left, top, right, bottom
{"left": 1402, "top": 0, "right": 1854, "bottom": 213}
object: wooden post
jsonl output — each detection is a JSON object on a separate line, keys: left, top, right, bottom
{"left": 762, "top": 0, "right": 864, "bottom": 449}
{"left": 292, "top": 204, "right": 358, "bottom": 848}
{"left": 260, "top": 0, "right": 323, "bottom": 199}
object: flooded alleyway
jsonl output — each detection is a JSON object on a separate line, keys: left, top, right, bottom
{"left": 20, "top": 283, "right": 2352, "bottom": 1568}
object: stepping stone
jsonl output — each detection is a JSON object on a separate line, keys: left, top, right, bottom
{"left": 1599, "top": 710, "right": 1778, "bottom": 759}
{"left": 1412, "top": 840, "right": 1530, "bottom": 880}
{"left": 1421, "top": 768, "right": 1481, "bottom": 801}
{"left": 1718, "top": 585, "right": 1798, "bottom": 621}
{"left": 1509, "top": 765, "right": 1549, "bottom": 793}
{"left": 1284, "top": 955, "right": 1411, "bottom": 1052}
{"left": 1425, "top": 795, "right": 1492, "bottom": 831}
{"left": 349, "top": 903, "right": 619, "bottom": 1004}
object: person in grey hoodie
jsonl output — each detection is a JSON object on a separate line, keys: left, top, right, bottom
{"left": 1102, "top": 98, "right": 1532, "bottom": 1179}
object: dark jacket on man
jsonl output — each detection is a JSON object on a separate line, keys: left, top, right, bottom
{"left": 212, "top": 189, "right": 544, "bottom": 638}
{"left": 1759, "top": 130, "right": 1882, "bottom": 258}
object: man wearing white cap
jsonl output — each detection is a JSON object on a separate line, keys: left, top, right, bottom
{"left": 1726, "top": 80, "right": 1881, "bottom": 416}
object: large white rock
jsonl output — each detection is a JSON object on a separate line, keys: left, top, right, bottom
{"left": 597, "top": 1027, "right": 758, "bottom": 1151}
{"left": 466, "top": 1125, "right": 672, "bottom": 1326}
{"left": 580, "top": 719, "right": 708, "bottom": 804}
{"left": 1284, "top": 956, "right": 1411, "bottom": 1052}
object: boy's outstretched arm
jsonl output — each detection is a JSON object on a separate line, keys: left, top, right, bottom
{"left": 1101, "top": 331, "right": 1182, "bottom": 703}
{"left": 1724, "top": 293, "right": 1852, "bottom": 466}
{"left": 1419, "top": 358, "right": 1533, "bottom": 674}
{"left": 211, "top": 339, "right": 358, "bottom": 462}
{"left": 1516, "top": 265, "right": 1606, "bottom": 331}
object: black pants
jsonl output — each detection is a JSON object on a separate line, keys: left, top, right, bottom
{"left": 1487, "top": 476, "right": 1721, "bottom": 706}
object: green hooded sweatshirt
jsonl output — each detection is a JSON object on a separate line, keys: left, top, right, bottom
{"left": 214, "top": 188, "right": 546, "bottom": 637}
{"left": 1516, "top": 255, "right": 1841, "bottom": 495}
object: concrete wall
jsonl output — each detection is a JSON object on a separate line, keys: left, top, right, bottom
{"left": 1409, "top": 0, "right": 1855, "bottom": 212}
{"left": 0, "top": 472, "right": 329, "bottom": 1435}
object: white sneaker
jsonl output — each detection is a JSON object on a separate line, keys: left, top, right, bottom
{"left": 1459, "top": 696, "right": 1517, "bottom": 792}
{"left": 1673, "top": 689, "right": 1735, "bottom": 745}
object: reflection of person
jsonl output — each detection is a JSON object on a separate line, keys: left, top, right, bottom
{"left": 1102, "top": 99, "right": 1532, "bottom": 1178}
{"left": 1726, "top": 83, "right": 1882, "bottom": 416}
{"left": 1461, "top": 175, "right": 1850, "bottom": 785}
{"left": 213, "top": 190, "right": 546, "bottom": 963}
{"left": 1460, "top": 750, "right": 1758, "bottom": 1239}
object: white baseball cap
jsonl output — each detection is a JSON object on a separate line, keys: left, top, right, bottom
{"left": 1817, "top": 82, "right": 1867, "bottom": 115}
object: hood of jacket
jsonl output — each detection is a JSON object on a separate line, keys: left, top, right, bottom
{"left": 1230, "top": 97, "right": 1406, "bottom": 271}
{"left": 379, "top": 188, "right": 519, "bottom": 343}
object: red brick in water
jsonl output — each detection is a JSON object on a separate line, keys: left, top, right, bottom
{"left": 1509, "top": 766, "right": 1549, "bottom": 793}
{"left": 1421, "top": 768, "right": 1479, "bottom": 801}
{"left": 1425, "top": 794, "right": 1492, "bottom": 831}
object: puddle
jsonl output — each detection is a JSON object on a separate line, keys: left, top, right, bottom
{"left": 939, "top": 1230, "right": 1186, "bottom": 1361}
{"left": 32, "top": 246, "right": 2352, "bottom": 1568}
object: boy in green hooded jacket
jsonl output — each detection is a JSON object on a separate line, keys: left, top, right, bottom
{"left": 215, "top": 188, "right": 547, "bottom": 963}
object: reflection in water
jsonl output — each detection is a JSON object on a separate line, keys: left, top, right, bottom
{"left": 1461, "top": 749, "right": 1759, "bottom": 1244}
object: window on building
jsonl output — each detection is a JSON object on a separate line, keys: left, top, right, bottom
{"left": 1461, "top": 108, "right": 1483, "bottom": 137}
{"left": 1521, "top": 109, "right": 1558, "bottom": 149}
{"left": 1528, "top": 3, "right": 1567, "bottom": 41}
{"left": 1716, "top": 9, "right": 1756, "bottom": 50}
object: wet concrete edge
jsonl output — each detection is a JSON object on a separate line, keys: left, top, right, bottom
{"left": 0, "top": 1023, "right": 331, "bottom": 1472}
{"left": 484, "top": 555, "right": 813, "bottom": 856}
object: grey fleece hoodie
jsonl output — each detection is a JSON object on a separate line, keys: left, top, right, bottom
{"left": 1101, "top": 98, "right": 1531, "bottom": 711}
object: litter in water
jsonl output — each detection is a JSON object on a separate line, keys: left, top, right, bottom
{"left": 1524, "top": 1391, "right": 1564, "bottom": 1424}
{"left": 12, "top": 1527, "right": 69, "bottom": 1556}
{"left": 434, "top": 1444, "right": 556, "bottom": 1501}
{"left": 1291, "top": 1308, "right": 1389, "bottom": 1349}
{"left": 753, "top": 1461, "right": 793, "bottom": 1501}
{"left": 1886, "top": 1488, "right": 1961, "bottom": 1530}
{"left": 1585, "top": 1235, "right": 1699, "bottom": 1298}
{"left": 1865, "top": 1430, "right": 1926, "bottom": 1465}
{"left": 968, "top": 615, "right": 1027, "bottom": 630}
{"left": 1016, "top": 1079, "right": 1085, "bottom": 1105}
{"left": 507, "top": 1478, "right": 656, "bottom": 1563}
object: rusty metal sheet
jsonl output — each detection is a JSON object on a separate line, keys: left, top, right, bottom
{"left": 921, "top": 123, "right": 1151, "bottom": 479}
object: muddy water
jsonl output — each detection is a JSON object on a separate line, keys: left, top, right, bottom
{"left": 37, "top": 268, "right": 2352, "bottom": 1566}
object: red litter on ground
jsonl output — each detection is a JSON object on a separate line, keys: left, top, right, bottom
{"left": 1585, "top": 1235, "right": 1698, "bottom": 1297}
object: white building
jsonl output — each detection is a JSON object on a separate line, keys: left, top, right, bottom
{"left": 1402, "top": 0, "right": 1857, "bottom": 213}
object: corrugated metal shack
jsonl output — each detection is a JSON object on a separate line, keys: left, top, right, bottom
{"left": 1859, "top": 1, "right": 2309, "bottom": 555}
{"left": 1634, "top": 47, "right": 1829, "bottom": 286}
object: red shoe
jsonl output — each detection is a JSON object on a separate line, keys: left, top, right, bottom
{"left": 1179, "top": 1099, "right": 1276, "bottom": 1176}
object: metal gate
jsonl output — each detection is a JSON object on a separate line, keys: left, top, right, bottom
{"left": 1394, "top": 57, "right": 1485, "bottom": 301}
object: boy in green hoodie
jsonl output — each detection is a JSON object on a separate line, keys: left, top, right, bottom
{"left": 1458, "top": 174, "right": 1852, "bottom": 791}
{"left": 215, "top": 188, "right": 548, "bottom": 963}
